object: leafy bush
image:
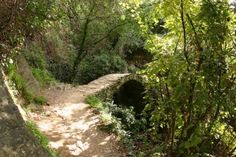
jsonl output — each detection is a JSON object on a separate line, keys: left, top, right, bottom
{"left": 86, "top": 95, "right": 147, "bottom": 153}
{"left": 140, "top": 1, "right": 236, "bottom": 156}
{"left": 47, "top": 60, "right": 73, "bottom": 83}
{"left": 32, "top": 68, "right": 55, "bottom": 86}
{"left": 44, "top": 28, "right": 76, "bottom": 83}
{"left": 76, "top": 51, "right": 127, "bottom": 84}
{"left": 22, "top": 41, "right": 57, "bottom": 87}
{"left": 26, "top": 121, "right": 58, "bottom": 157}
{"left": 86, "top": 96, "right": 131, "bottom": 133}
{"left": 23, "top": 42, "right": 47, "bottom": 69}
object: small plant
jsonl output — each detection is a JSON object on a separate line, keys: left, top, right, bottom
{"left": 85, "top": 95, "right": 149, "bottom": 156}
{"left": 85, "top": 95, "right": 106, "bottom": 111}
{"left": 25, "top": 121, "right": 58, "bottom": 157}
{"left": 32, "top": 68, "right": 55, "bottom": 87}
{"left": 33, "top": 96, "right": 47, "bottom": 105}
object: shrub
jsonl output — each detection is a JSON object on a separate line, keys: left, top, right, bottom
{"left": 86, "top": 95, "right": 148, "bottom": 156}
{"left": 85, "top": 95, "right": 105, "bottom": 111}
{"left": 44, "top": 28, "right": 76, "bottom": 83}
{"left": 22, "top": 41, "right": 56, "bottom": 87}
{"left": 86, "top": 95, "right": 146, "bottom": 134}
{"left": 32, "top": 68, "right": 55, "bottom": 86}
{"left": 76, "top": 50, "right": 127, "bottom": 84}
{"left": 47, "top": 60, "right": 73, "bottom": 83}
{"left": 23, "top": 42, "right": 47, "bottom": 69}
{"left": 33, "top": 96, "right": 47, "bottom": 105}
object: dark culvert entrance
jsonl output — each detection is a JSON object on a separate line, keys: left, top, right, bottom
{"left": 113, "top": 80, "right": 146, "bottom": 115}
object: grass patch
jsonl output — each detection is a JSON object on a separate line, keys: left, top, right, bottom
{"left": 32, "top": 68, "right": 55, "bottom": 87}
{"left": 33, "top": 96, "right": 47, "bottom": 105}
{"left": 85, "top": 95, "right": 106, "bottom": 111}
{"left": 25, "top": 121, "right": 58, "bottom": 157}
{"left": 7, "top": 63, "right": 48, "bottom": 106}
{"left": 7, "top": 64, "right": 34, "bottom": 103}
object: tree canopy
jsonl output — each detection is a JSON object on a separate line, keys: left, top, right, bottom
{"left": 0, "top": 0, "right": 236, "bottom": 156}
{"left": 0, "top": 0, "right": 54, "bottom": 60}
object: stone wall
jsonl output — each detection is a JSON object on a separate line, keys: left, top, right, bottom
{"left": 0, "top": 70, "right": 50, "bottom": 157}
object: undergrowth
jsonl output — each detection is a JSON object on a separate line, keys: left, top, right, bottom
{"left": 33, "top": 96, "right": 47, "bottom": 105}
{"left": 22, "top": 41, "right": 56, "bottom": 86}
{"left": 25, "top": 121, "right": 58, "bottom": 157}
{"left": 85, "top": 95, "right": 149, "bottom": 156}
{"left": 6, "top": 63, "right": 47, "bottom": 105}
{"left": 76, "top": 51, "right": 128, "bottom": 84}
{"left": 32, "top": 68, "right": 55, "bottom": 87}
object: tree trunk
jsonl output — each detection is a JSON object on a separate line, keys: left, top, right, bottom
{"left": 71, "top": 18, "right": 90, "bottom": 81}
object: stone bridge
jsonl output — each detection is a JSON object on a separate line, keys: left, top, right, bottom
{"left": 32, "top": 73, "right": 146, "bottom": 157}
{"left": 0, "top": 72, "right": 146, "bottom": 157}
{"left": 44, "top": 73, "right": 145, "bottom": 106}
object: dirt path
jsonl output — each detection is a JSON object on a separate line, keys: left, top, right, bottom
{"left": 30, "top": 74, "right": 129, "bottom": 157}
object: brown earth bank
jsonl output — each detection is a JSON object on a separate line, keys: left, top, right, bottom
{"left": 0, "top": 70, "right": 51, "bottom": 157}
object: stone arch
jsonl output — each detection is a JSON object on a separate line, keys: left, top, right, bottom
{"left": 113, "top": 79, "right": 145, "bottom": 114}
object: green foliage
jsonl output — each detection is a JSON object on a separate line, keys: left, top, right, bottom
{"left": 7, "top": 63, "right": 48, "bottom": 105}
{"left": 44, "top": 27, "right": 76, "bottom": 83}
{"left": 137, "top": 0, "right": 236, "bottom": 156}
{"left": 47, "top": 60, "right": 73, "bottom": 83}
{"left": 86, "top": 96, "right": 138, "bottom": 133}
{"left": 23, "top": 42, "right": 47, "bottom": 69}
{"left": 0, "top": 0, "right": 55, "bottom": 61}
{"left": 15, "top": 0, "right": 145, "bottom": 85}
{"left": 45, "top": 27, "right": 77, "bottom": 62}
{"left": 25, "top": 121, "right": 58, "bottom": 157}
{"left": 85, "top": 96, "right": 105, "bottom": 111}
{"left": 33, "top": 96, "right": 47, "bottom": 105}
{"left": 7, "top": 64, "right": 33, "bottom": 103}
{"left": 52, "top": 0, "right": 143, "bottom": 79}
{"left": 86, "top": 95, "right": 148, "bottom": 156}
{"left": 22, "top": 41, "right": 56, "bottom": 86}
{"left": 76, "top": 51, "right": 127, "bottom": 84}
{"left": 32, "top": 68, "right": 55, "bottom": 86}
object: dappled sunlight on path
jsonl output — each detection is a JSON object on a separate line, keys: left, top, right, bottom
{"left": 30, "top": 74, "right": 129, "bottom": 157}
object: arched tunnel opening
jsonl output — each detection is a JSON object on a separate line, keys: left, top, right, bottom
{"left": 113, "top": 80, "right": 146, "bottom": 115}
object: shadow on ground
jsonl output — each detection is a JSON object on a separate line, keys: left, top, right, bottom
{"left": 34, "top": 103, "right": 125, "bottom": 157}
